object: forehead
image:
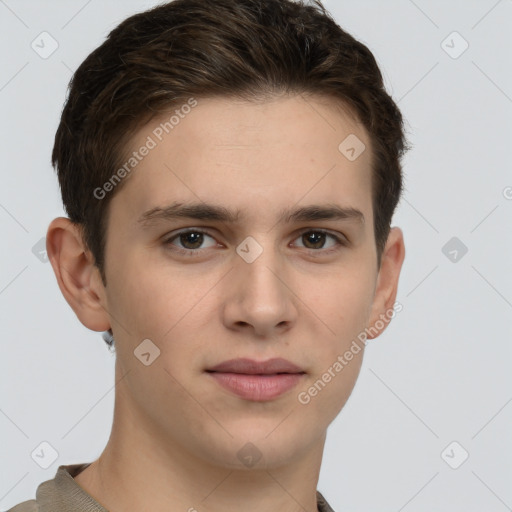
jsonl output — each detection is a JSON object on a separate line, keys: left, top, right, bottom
{"left": 110, "top": 94, "right": 373, "bottom": 226}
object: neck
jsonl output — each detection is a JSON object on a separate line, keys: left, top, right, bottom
{"left": 74, "top": 378, "right": 326, "bottom": 512}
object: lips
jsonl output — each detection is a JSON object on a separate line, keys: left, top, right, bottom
{"left": 206, "top": 358, "right": 306, "bottom": 401}
{"left": 206, "top": 357, "right": 305, "bottom": 375}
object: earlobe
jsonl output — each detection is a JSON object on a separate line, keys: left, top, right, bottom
{"left": 46, "top": 217, "right": 111, "bottom": 332}
{"left": 366, "top": 227, "right": 405, "bottom": 340}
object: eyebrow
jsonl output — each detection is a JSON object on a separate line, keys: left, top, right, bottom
{"left": 137, "top": 201, "right": 365, "bottom": 227}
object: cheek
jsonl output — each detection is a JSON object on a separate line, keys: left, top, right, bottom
{"left": 102, "top": 229, "right": 179, "bottom": 334}
{"left": 105, "top": 251, "right": 224, "bottom": 378}
{"left": 105, "top": 249, "right": 186, "bottom": 333}
{"left": 307, "top": 352, "right": 364, "bottom": 425}
{"left": 302, "top": 269, "right": 373, "bottom": 416}
{"left": 314, "top": 270, "right": 375, "bottom": 341}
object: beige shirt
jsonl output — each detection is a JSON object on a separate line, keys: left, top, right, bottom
{"left": 7, "top": 463, "right": 336, "bottom": 512}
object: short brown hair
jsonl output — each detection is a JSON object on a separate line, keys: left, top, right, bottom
{"left": 52, "top": 0, "right": 409, "bottom": 288}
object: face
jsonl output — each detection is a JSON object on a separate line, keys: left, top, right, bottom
{"left": 98, "top": 94, "right": 392, "bottom": 469}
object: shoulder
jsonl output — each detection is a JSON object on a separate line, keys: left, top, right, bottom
{"left": 5, "top": 462, "right": 94, "bottom": 512}
{"left": 6, "top": 499, "right": 39, "bottom": 512}
{"left": 317, "top": 490, "right": 336, "bottom": 512}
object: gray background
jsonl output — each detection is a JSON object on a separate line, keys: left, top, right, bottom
{"left": 1, "top": 0, "right": 511, "bottom": 510}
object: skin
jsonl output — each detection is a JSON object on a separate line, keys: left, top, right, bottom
{"left": 46, "top": 94, "right": 405, "bottom": 512}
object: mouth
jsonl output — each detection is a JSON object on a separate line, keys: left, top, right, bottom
{"left": 205, "top": 358, "right": 306, "bottom": 401}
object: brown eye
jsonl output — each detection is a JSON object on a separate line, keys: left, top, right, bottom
{"left": 165, "top": 229, "right": 217, "bottom": 253}
{"left": 178, "top": 231, "right": 204, "bottom": 249}
{"left": 293, "top": 230, "right": 346, "bottom": 252}
{"left": 301, "top": 231, "right": 328, "bottom": 249}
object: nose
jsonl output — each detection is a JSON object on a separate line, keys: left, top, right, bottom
{"left": 221, "top": 243, "right": 298, "bottom": 339}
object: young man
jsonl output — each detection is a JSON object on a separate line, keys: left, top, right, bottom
{"left": 9, "top": 0, "right": 408, "bottom": 510}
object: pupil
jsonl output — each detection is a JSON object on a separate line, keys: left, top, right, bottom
{"left": 181, "top": 232, "right": 203, "bottom": 249}
{"left": 304, "top": 232, "right": 325, "bottom": 249}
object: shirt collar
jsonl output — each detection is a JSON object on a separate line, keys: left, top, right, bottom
{"left": 36, "top": 463, "right": 335, "bottom": 512}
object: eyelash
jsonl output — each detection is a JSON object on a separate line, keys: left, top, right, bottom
{"left": 163, "top": 228, "right": 348, "bottom": 257}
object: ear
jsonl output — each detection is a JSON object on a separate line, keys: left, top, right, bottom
{"left": 367, "top": 226, "right": 405, "bottom": 340}
{"left": 46, "top": 217, "right": 111, "bottom": 332}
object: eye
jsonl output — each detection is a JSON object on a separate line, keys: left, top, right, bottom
{"left": 164, "top": 229, "right": 218, "bottom": 255}
{"left": 163, "top": 228, "right": 348, "bottom": 258}
{"left": 292, "top": 229, "right": 347, "bottom": 254}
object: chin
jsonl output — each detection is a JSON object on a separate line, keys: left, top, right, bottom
{"left": 194, "top": 424, "right": 317, "bottom": 471}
